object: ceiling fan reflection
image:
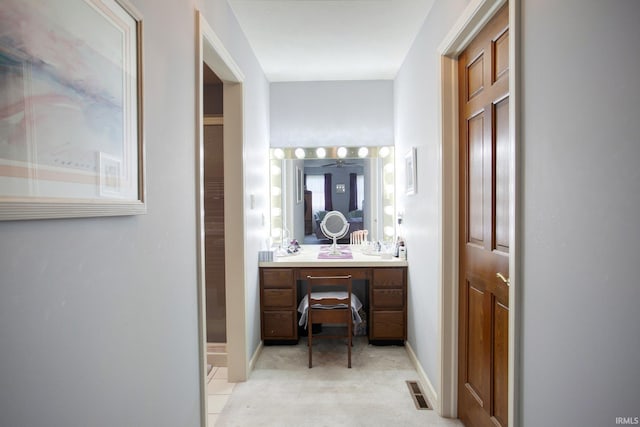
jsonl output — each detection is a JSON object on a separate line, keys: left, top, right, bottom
{"left": 317, "top": 159, "right": 358, "bottom": 168}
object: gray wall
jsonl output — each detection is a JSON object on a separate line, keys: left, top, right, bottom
{"left": 270, "top": 80, "right": 394, "bottom": 147}
{"left": 0, "top": 0, "right": 269, "bottom": 426}
{"left": 520, "top": 0, "right": 640, "bottom": 425}
{"left": 394, "top": 0, "right": 470, "bottom": 397}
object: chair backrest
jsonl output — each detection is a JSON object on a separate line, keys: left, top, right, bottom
{"left": 306, "top": 275, "right": 352, "bottom": 308}
{"left": 306, "top": 275, "right": 353, "bottom": 326}
{"left": 305, "top": 274, "right": 354, "bottom": 368}
{"left": 350, "top": 229, "right": 368, "bottom": 245}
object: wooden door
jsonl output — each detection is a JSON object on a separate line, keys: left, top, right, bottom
{"left": 458, "top": 4, "right": 510, "bottom": 427}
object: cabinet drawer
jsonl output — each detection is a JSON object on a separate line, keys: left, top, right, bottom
{"left": 263, "top": 288, "right": 295, "bottom": 308}
{"left": 370, "top": 311, "right": 405, "bottom": 340}
{"left": 372, "top": 288, "right": 404, "bottom": 309}
{"left": 263, "top": 311, "right": 296, "bottom": 339}
{"left": 262, "top": 268, "right": 294, "bottom": 288}
{"left": 372, "top": 268, "right": 405, "bottom": 288}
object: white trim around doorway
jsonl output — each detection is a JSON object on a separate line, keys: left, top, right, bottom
{"left": 196, "top": 10, "right": 247, "bottom": 426}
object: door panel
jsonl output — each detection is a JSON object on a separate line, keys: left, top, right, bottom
{"left": 494, "top": 97, "right": 510, "bottom": 253}
{"left": 465, "top": 283, "right": 489, "bottom": 406}
{"left": 467, "top": 54, "right": 485, "bottom": 101}
{"left": 468, "top": 113, "right": 486, "bottom": 245}
{"left": 493, "top": 29, "right": 509, "bottom": 83}
{"left": 492, "top": 300, "right": 509, "bottom": 427}
{"left": 458, "top": 4, "right": 510, "bottom": 427}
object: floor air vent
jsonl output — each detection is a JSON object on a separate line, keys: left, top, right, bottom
{"left": 406, "top": 381, "right": 432, "bottom": 410}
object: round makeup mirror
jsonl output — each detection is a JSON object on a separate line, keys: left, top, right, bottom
{"left": 320, "top": 210, "right": 349, "bottom": 255}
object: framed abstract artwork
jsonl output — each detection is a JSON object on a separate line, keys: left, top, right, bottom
{"left": 0, "top": 0, "right": 145, "bottom": 220}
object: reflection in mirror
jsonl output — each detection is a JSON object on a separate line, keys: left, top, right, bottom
{"left": 269, "top": 146, "right": 395, "bottom": 246}
{"left": 320, "top": 210, "right": 349, "bottom": 254}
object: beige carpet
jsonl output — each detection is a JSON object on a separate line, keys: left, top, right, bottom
{"left": 215, "top": 337, "right": 464, "bottom": 426}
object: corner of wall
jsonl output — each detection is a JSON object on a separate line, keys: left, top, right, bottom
{"left": 405, "top": 341, "right": 440, "bottom": 414}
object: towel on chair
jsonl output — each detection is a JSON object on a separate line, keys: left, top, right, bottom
{"left": 297, "top": 292, "right": 363, "bottom": 328}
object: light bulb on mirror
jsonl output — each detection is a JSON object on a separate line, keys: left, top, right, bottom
{"left": 337, "top": 147, "right": 347, "bottom": 158}
{"left": 294, "top": 148, "right": 305, "bottom": 159}
{"left": 316, "top": 147, "right": 326, "bottom": 158}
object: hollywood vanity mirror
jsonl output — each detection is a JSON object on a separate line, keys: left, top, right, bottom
{"left": 269, "top": 146, "right": 395, "bottom": 246}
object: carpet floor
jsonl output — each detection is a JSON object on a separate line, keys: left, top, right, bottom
{"left": 215, "top": 337, "right": 464, "bottom": 426}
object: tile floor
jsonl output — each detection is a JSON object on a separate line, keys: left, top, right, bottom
{"left": 207, "top": 366, "right": 235, "bottom": 427}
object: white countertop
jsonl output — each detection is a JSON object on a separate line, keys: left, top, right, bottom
{"left": 259, "top": 244, "right": 408, "bottom": 268}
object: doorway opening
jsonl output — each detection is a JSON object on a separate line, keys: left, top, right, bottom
{"left": 203, "top": 64, "right": 226, "bottom": 371}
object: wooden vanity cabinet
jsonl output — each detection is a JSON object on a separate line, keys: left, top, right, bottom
{"left": 370, "top": 268, "right": 407, "bottom": 342}
{"left": 260, "top": 268, "right": 298, "bottom": 341}
{"left": 259, "top": 265, "right": 407, "bottom": 344}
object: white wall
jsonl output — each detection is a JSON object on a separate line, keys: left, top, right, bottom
{"left": 520, "top": 1, "right": 640, "bottom": 425}
{"left": 394, "top": 0, "right": 470, "bottom": 399}
{"left": 0, "top": 0, "right": 269, "bottom": 425}
{"left": 202, "top": 2, "right": 271, "bottom": 375}
{"left": 270, "top": 80, "right": 394, "bottom": 147}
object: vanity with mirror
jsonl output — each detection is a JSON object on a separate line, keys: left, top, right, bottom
{"left": 269, "top": 146, "right": 395, "bottom": 247}
{"left": 263, "top": 146, "right": 406, "bottom": 345}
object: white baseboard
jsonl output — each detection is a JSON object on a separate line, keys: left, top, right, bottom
{"left": 207, "top": 342, "right": 227, "bottom": 353}
{"left": 405, "top": 341, "right": 440, "bottom": 414}
{"left": 206, "top": 342, "right": 228, "bottom": 368}
{"left": 249, "top": 341, "right": 264, "bottom": 374}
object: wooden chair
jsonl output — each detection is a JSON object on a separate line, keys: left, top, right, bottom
{"left": 350, "top": 229, "right": 368, "bottom": 245}
{"left": 306, "top": 275, "right": 353, "bottom": 368}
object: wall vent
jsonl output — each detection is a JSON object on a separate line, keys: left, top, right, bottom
{"left": 406, "top": 380, "right": 432, "bottom": 410}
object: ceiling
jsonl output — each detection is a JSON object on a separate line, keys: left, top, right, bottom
{"left": 228, "top": 0, "right": 436, "bottom": 82}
